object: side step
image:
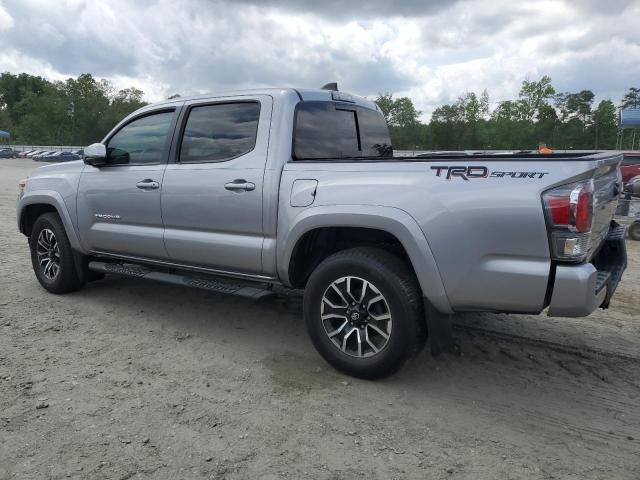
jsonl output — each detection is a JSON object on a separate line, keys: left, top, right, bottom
{"left": 88, "top": 261, "right": 275, "bottom": 300}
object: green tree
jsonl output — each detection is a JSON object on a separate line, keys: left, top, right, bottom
{"left": 621, "top": 87, "right": 640, "bottom": 108}
{"left": 374, "top": 93, "right": 423, "bottom": 148}
{"left": 491, "top": 100, "right": 528, "bottom": 149}
{"left": 565, "top": 90, "right": 595, "bottom": 124}
{"left": 0, "top": 72, "right": 49, "bottom": 124}
{"left": 0, "top": 107, "right": 12, "bottom": 133}
{"left": 100, "top": 87, "right": 146, "bottom": 135}
{"left": 63, "top": 73, "right": 111, "bottom": 144}
{"left": 431, "top": 103, "right": 464, "bottom": 149}
{"left": 535, "top": 103, "right": 559, "bottom": 147}
{"left": 12, "top": 85, "right": 68, "bottom": 144}
{"left": 374, "top": 92, "right": 395, "bottom": 124}
{"left": 391, "top": 97, "right": 421, "bottom": 128}
{"left": 0, "top": 72, "right": 147, "bottom": 145}
{"left": 493, "top": 100, "right": 520, "bottom": 122}
{"left": 553, "top": 90, "right": 596, "bottom": 148}
{"left": 374, "top": 93, "right": 422, "bottom": 127}
{"left": 591, "top": 100, "right": 617, "bottom": 148}
{"left": 518, "top": 75, "right": 555, "bottom": 121}
{"left": 458, "top": 92, "right": 482, "bottom": 147}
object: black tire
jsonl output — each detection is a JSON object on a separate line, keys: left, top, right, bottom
{"left": 629, "top": 222, "right": 640, "bottom": 241}
{"left": 303, "top": 247, "right": 425, "bottom": 380}
{"left": 29, "top": 212, "right": 85, "bottom": 294}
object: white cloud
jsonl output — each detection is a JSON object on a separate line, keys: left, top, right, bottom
{"left": 0, "top": 0, "right": 638, "bottom": 119}
{"left": 0, "top": 2, "right": 14, "bottom": 30}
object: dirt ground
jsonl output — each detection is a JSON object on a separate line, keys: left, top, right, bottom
{"left": 1, "top": 157, "right": 639, "bottom": 480}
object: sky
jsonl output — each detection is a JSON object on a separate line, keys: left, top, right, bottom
{"left": 0, "top": 0, "right": 639, "bottom": 120}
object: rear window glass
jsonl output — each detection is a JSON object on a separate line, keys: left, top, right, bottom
{"left": 293, "top": 101, "right": 392, "bottom": 160}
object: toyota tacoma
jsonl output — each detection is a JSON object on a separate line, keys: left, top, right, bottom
{"left": 17, "top": 85, "right": 627, "bottom": 379}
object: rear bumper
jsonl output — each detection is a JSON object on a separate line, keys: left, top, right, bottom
{"left": 548, "top": 222, "right": 627, "bottom": 317}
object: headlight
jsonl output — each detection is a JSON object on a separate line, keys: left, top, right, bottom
{"left": 18, "top": 178, "right": 27, "bottom": 197}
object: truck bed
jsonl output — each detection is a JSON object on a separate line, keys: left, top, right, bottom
{"left": 292, "top": 151, "right": 611, "bottom": 162}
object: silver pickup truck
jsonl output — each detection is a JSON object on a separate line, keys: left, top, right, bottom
{"left": 16, "top": 85, "right": 627, "bottom": 379}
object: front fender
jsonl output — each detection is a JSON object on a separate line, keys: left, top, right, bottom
{"left": 277, "top": 204, "right": 453, "bottom": 314}
{"left": 17, "top": 191, "right": 83, "bottom": 252}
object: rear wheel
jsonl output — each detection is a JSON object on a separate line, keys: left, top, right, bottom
{"left": 629, "top": 222, "right": 640, "bottom": 241}
{"left": 303, "top": 247, "right": 424, "bottom": 379}
{"left": 29, "top": 213, "right": 85, "bottom": 294}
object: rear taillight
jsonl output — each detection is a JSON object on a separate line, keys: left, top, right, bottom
{"left": 542, "top": 179, "right": 594, "bottom": 261}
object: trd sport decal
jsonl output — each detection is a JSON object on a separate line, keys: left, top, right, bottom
{"left": 430, "top": 166, "right": 549, "bottom": 181}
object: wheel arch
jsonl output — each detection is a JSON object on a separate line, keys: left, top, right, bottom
{"left": 18, "top": 192, "right": 83, "bottom": 251}
{"left": 278, "top": 205, "right": 453, "bottom": 314}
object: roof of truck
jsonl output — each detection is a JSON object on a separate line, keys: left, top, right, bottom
{"left": 148, "top": 87, "right": 380, "bottom": 112}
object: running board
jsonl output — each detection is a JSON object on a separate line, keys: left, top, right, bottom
{"left": 88, "top": 261, "right": 275, "bottom": 300}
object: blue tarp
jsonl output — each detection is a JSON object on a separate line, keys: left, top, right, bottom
{"left": 0, "top": 130, "right": 10, "bottom": 138}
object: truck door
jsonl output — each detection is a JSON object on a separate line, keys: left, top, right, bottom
{"left": 77, "top": 108, "right": 178, "bottom": 259}
{"left": 161, "top": 96, "right": 272, "bottom": 274}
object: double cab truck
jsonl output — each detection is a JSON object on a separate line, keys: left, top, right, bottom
{"left": 17, "top": 85, "right": 627, "bottom": 379}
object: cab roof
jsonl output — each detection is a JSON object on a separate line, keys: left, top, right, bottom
{"left": 147, "top": 87, "right": 380, "bottom": 113}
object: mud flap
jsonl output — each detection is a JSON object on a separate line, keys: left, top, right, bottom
{"left": 424, "top": 299, "right": 460, "bottom": 356}
{"left": 72, "top": 250, "right": 104, "bottom": 283}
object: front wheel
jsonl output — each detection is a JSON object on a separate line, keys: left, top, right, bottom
{"left": 303, "top": 247, "right": 425, "bottom": 379}
{"left": 29, "top": 213, "right": 85, "bottom": 294}
{"left": 629, "top": 222, "right": 640, "bottom": 241}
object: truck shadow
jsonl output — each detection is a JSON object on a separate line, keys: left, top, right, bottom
{"left": 63, "top": 276, "right": 640, "bottom": 464}
{"left": 80, "top": 276, "right": 640, "bottom": 395}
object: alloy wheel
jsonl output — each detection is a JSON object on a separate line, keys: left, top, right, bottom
{"left": 36, "top": 228, "right": 60, "bottom": 280}
{"left": 320, "top": 276, "right": 392, "bottom": 358}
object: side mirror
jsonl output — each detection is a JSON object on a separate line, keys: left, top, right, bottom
{"left": 83, "top": 143, "right": 107, "bottom": 167}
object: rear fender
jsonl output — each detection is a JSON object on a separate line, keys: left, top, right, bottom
{"left": 278, "top": 205, "right": 453, "bottom": 314}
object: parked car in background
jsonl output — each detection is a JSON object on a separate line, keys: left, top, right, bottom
{"left": 72, "top": 149, "right": 84, "bottom": 156}
{"left": 37, "top": 151, "right": 62, "bottom": 162}
{"left": 621, "top": 152, "right": 640, "bottom": 185}
{"left": 60, "top": 152, "right": 81, "bottom": 162}
{"left": 0, "top": 148, "right": 18, "bottom": 158}
{"left": 18, "top": 150, "right": 37, "bottom": 158}
{"left": 33, "top": 151, "right": 57, "bottom": 161}
{"left": 26, "top": 150, "right": 47, "bottom": 158}
{"left": 43, "top": 151, "right": 81, "bottom": 162}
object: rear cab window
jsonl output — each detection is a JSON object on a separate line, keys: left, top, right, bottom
{"left": 293, "top": 101, "right": 393, "bottom": 160}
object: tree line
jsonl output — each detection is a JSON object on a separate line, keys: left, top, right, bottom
{"left": 376, "top": 77, "right": 640, "bottom": 150}
{"left": 1, "top": 71, "right": 639, "bottom": 150}
{"left": 0, "top": 72, "right": 147, "bottom": 145}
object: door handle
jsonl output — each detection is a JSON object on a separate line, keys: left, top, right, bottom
{"left": 224, "top": 180, "right": 256, "bottom": 192}
{"left": 136, "top": 179, "right": 160, "bottom": 190}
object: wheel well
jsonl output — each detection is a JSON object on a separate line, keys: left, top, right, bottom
{"left": 288, "top": 227, "right": 414, "bottom": 289}
{"left": 20, "top": 204, "right": 58, "bottom": 237}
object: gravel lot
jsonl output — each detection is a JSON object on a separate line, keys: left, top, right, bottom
{"left": 1, "top": 158, "right": 639, "bottom": 479}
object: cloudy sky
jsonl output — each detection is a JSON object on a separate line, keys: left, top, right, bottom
{"left": 0, "top": 0, "right": 638, "bottom": 119}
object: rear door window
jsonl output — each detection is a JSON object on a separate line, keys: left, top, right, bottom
{"left": 179, "top": 102, "right": 261, "bottom": 163}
